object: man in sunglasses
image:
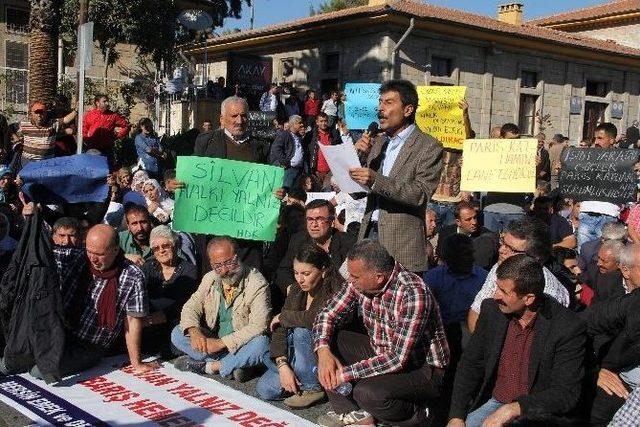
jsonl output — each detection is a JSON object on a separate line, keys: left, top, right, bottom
{"left": 467, "top": 217, "right": 570, "bottom": 332}
{"left": 171, "top": 236, "right": 271, "bottom": 383}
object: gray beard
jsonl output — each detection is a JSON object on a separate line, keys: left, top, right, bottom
{"left": 221, "top": 263, "right": 246, "bottom": 287}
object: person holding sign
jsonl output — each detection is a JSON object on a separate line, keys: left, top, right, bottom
{"left": 576, "top": 123, "right": 624, "bottom": 249}
{"left": 189, "top": 96, "right": 272, "bottom": 271}
{"left": 172, "top": 237, "right": 271, "bottom": 382}
{"left": 350, "top": 80, "right": 443, "bottom": 274}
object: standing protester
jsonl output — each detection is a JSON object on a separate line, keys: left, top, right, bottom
{"left": 351, "top": 79, "right": 443, "bottom": 274}
{"left": 18, "top": 101, "right": 77, "bottom": 169}
{"left": 304, "top": 112, "right": 353, "bottom": 184}
{"left": 259, "top": 83, "right": 279, "bottom": 112}
{"left": 134, "top": 118, "right": 166, "bottom": 179}
{"left": 577, "top": 123, "right": 622, "bottom": 248}
{"left": 82, "top": 95, "right": 129, "bottom": 157}
{"left": 321, "top": 91, "right": 339, "bottom": 127}
{"left": 269, "top": 115, "right": 306, "bottom": 189}
{"left": 303, "top": 90, "right": 321, "bottom": 127}
{"left": 536, "top": 132, "right": 551, "bottom": 184}
{"left": 548, "top": 134, "right": 568, "bottom": 190}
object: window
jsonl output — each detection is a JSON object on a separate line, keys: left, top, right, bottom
{"left": 4, "top": 42, "right": 28, "bottom": 105}
{"left": 586, "top": 80, "right": 609, "bottom": 97}
{"left": 521, "top": 71, "right": 538, "bottom": 88}
{"left": 5, "top": 41, "right": 28, "bottom": 69}
{"left": 431, "top": 56, "right": 452, "bottom": 77}
{"left": 324, "top": 53, "right": 340, "bottom": 72}
{"left": 519, "top": 94, "right": 538, "bottom": 136}
{"left": 281, "top": 58, "right": 294, "bottom": 77}
{"left": 6, "top": 8, "right": 29, "bottom": 32}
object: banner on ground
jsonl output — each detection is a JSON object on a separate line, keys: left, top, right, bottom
{"left": 173, "top": 157, "right": 284, "bottom": 241}
{"left": 0, "top": 356, "right": 316, "bottom": 426}
{"left": 20, "top": 154, "right": 109, "bottom": 204}
{"left": 460, "top": 139, "right": 537, "bottom": 193}
{"left": 416, "top": 86, "right": 467, "bottom": 150}
{"left": 344, "top": 83, "right": 381, "bottom": 130}
{"left": 559, "top": 147, "right": 639, "bottom": 204}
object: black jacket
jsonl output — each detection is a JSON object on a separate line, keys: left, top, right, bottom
{"left": 303, "top": 127, "right": 343, "bottom": 173}
{"left": 0, "top": 212, "right": 65, "bottom": 383}
{"left": 268, "top": 131, "right": 306, "bottom": 169}
{"left": 194, "top": 128, "right": 269, "bottom": 163}
{"left": 437, "top": 225, "right": 498, "bottom": 270}
{"left": 274, "top": 229, "right": 355, "bottom": 294}
{"left": 449, "top": 296, "right": 586, "bottom": 420}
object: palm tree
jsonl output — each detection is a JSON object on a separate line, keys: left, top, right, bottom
{"left": 28, "top": 0, "right": 63, "bottom": 104}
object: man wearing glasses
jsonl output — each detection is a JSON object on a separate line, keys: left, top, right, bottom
{"left": 274, "top": 199, "right": 355, "bottom": 298}
{"left": 467, "top": 217, "right": 570, "bottom": 332}
{"left": 171, "top": 236, "right": 271, "bottom": 382}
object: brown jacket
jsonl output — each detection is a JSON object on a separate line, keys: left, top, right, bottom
{"left": 179, "top": 267, "right": 271, "bottom": 353}
{"left": 359, "top": 125, "right": 443, "bottom": 272}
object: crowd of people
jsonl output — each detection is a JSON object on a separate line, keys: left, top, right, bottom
{"left": 0, "top": 78, "right": 639, "bottom": 427}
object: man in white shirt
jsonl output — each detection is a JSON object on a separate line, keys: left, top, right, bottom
{"left": 577, "top": 123, "right": 622, "bottom": 249}
{"left": 259, "top": 84, "right": 279, "bottom": 112}
{"left": 467, "top": 216, "right": 570, "bottom": 332}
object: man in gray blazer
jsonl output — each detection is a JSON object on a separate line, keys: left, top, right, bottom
{"left": 350, "top": 80, "right": 443, "bottom": 273}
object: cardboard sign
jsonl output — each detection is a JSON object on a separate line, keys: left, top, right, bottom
{"left": 344, "top": 83, "right": 381, "bottom": 130}
{"left": 416, "top": 86, "right": 467, "bottom": 150}
{"left": 173, "top": 157, "right": 284, "bottom": 241}
{"left": 20, "top": 154, "right": 109, "bottom": 204}
{"left": 460, "top": 139, "right": 537, "bottom": 193}
{"left": 248, "top": 111, "right": 277, "bottom": 141}
{"left": 559, "top": 147, "right": 639, "bottom": 204}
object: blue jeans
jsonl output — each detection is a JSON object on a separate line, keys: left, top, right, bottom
{"left": 427, "top": 202, "right": 456, "bottom": 230}
{"left": 483, "top": 211, "right": 525, "bottom": 233}
{"left": 577, "top": 213, "right": 618, "bottom": 250}
{"left": 256, "top": 328, "right": 321, "bottom": 400}
{"left": 465, "top": 397, "right": 504, "bottom": 427}
{"left": 170, "top": 326, "right": 269, "bottom": 377}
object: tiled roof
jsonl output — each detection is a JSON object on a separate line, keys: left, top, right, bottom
{"left": 528, "top": 0, "right": 639, "bottom": 26}
{"left": 205, "top": 0, "right": 640, "bottom": 58}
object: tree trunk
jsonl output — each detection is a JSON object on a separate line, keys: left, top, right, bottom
{"left": 28, "top": 0, "right": 63, "bottom": 105}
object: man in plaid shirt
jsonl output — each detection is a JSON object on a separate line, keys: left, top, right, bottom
{"left": 43, "top": 225, "right": 158, "bottom": 378}
{"left": 314, "top": 239, "right": 449, "bottom": 427}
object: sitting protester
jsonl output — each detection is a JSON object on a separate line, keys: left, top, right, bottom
{"left": 123, "top": 169, "right": 149, "bottom": 207}
{"left": 119, "top": 204, "right": 154, "bottom": 266}
{"left": 257, "top": 244, "right": 342, "bottom": 408}
{"left": 141, "top": 225, "right": 198, "bottom": 357}
{"left": 171, "top": 237, "right": 271, "bottom": 382}
{"left": 448, "top": 255, "right": 586, "bottom": 427}
{"left": 142, "top": 179, "right": 174, "bottom": 224}
{"left": 314, "top": 240, "right": 449, "bottom": 427}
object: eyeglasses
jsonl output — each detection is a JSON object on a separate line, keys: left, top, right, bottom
{"left": 151, "top": 242, "right": 173, "bottom": 253}
{"left": 212, "top": 255, "right": 238, "bottom": 271}
{"left": 499, "top": 235, "right": 527, "bottom": 255}
{"left": 306, "top": 216, "right": 333, "bottom": 224}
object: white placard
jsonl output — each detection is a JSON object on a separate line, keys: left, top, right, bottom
{"left": 318, "top": 143, "right": 369, "bottom": 193}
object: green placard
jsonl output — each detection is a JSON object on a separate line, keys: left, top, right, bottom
{"left": 173, "top": 156, "right": 284, "bottom": 241}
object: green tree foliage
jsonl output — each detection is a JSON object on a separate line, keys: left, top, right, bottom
{"left": 312, "top": 0, "right": 367, "bottom": 14}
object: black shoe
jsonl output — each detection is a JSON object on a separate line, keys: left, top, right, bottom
{"left": 232, "top": 367, "right": 255, "bottom": 383}
{"left": 173, "top": 356, "right": 207, "bottom": 375}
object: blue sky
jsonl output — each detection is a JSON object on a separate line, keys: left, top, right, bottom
{"left": 220, "top": 0, "right": 610, "bottom": 31}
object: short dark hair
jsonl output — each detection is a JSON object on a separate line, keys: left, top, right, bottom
{"left": 454, "top": 201, "right": 476, "bottom": 220}
{"left": 500, "top": 123, "right": 520, "bottom": 138}
{"left": 53, "top": 217, "right": 80, "bottom": 233}
{"left": 124, "top": 204, "right": 150, "bottom": 220}
{"left": 551, "top": 247, "right": 578, "bottom": 266}
{"left": 503, "top": 217, "right": 551, "bottom": 263}
{"left": 595, "top": 122, "right": 617, "bottom": 139}
{"left": 496, "top": 254, "right": 545, "bottom": 299}
{"left": 202, "top": 119, "right": 213, "bottom": 125}
{"left": 294, "top": 244, "right": 344, "bottom": 292}
{"left": 163, "top": 168, "right": 176, "bottom": 182}
{"left": 305, "top": 199, "right": 335, "bottom": 217}
{"left": 316, "top": 112, "right": 329, "bottom": 120}
{"left": 93, "top": 94, "right": 108, "bottom": 104}
{"left": 347, "top": 239, "right": 395, "bottom": 273}
{"left": 379, "top": 79, "right": 419, "bottom": 122}
{"left": 441, "top": 233, "right": 474, "bottom": 275}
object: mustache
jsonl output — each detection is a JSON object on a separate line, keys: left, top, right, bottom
{"left": 377, "top": 113, "right": 386, "bottom": 120}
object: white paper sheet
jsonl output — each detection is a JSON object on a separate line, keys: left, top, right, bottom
{"left": 318, "top": 143, "right": 370, "bottom": 193}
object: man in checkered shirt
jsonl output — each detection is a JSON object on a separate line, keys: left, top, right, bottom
{"left": 313, "top": 239, "right": 449, "bottom": 427}
{"left": 41, "top": 224, "right": 158, "bottom": 378}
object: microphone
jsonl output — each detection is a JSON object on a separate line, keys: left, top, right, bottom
{"left": 367, "top": 121, "right": 379, "bottom": 136}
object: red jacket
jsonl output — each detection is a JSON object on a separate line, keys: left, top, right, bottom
{"left": 304, "top": 99, "right": 321, "bottom": 117}
{"left": 82, "top": 108, "right": 129, "bottom": 153}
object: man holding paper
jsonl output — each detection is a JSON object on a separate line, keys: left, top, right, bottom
{"left": 350, "top": 80, "right": 443, "bottom": 273}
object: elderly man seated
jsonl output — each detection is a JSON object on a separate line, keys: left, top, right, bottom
{"left": 171, "top": 236, "right": 271, "bottom": 382}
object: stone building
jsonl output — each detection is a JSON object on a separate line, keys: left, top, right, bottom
{"left": 188, "top": 0, "right": 640, "bottom": 142}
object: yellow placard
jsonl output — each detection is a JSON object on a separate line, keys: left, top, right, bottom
{"left": 416, "top": 86, "right": 467, "bottom": 150}
{"left": 460, "top": 139, "right": 537, "bottom": 193}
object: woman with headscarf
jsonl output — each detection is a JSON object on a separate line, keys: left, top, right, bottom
{"left": 122, "top": 169, "right": 148, "bottom": 207}
{"left": 142, "top": 179, "right": 174, "bottom": 224}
